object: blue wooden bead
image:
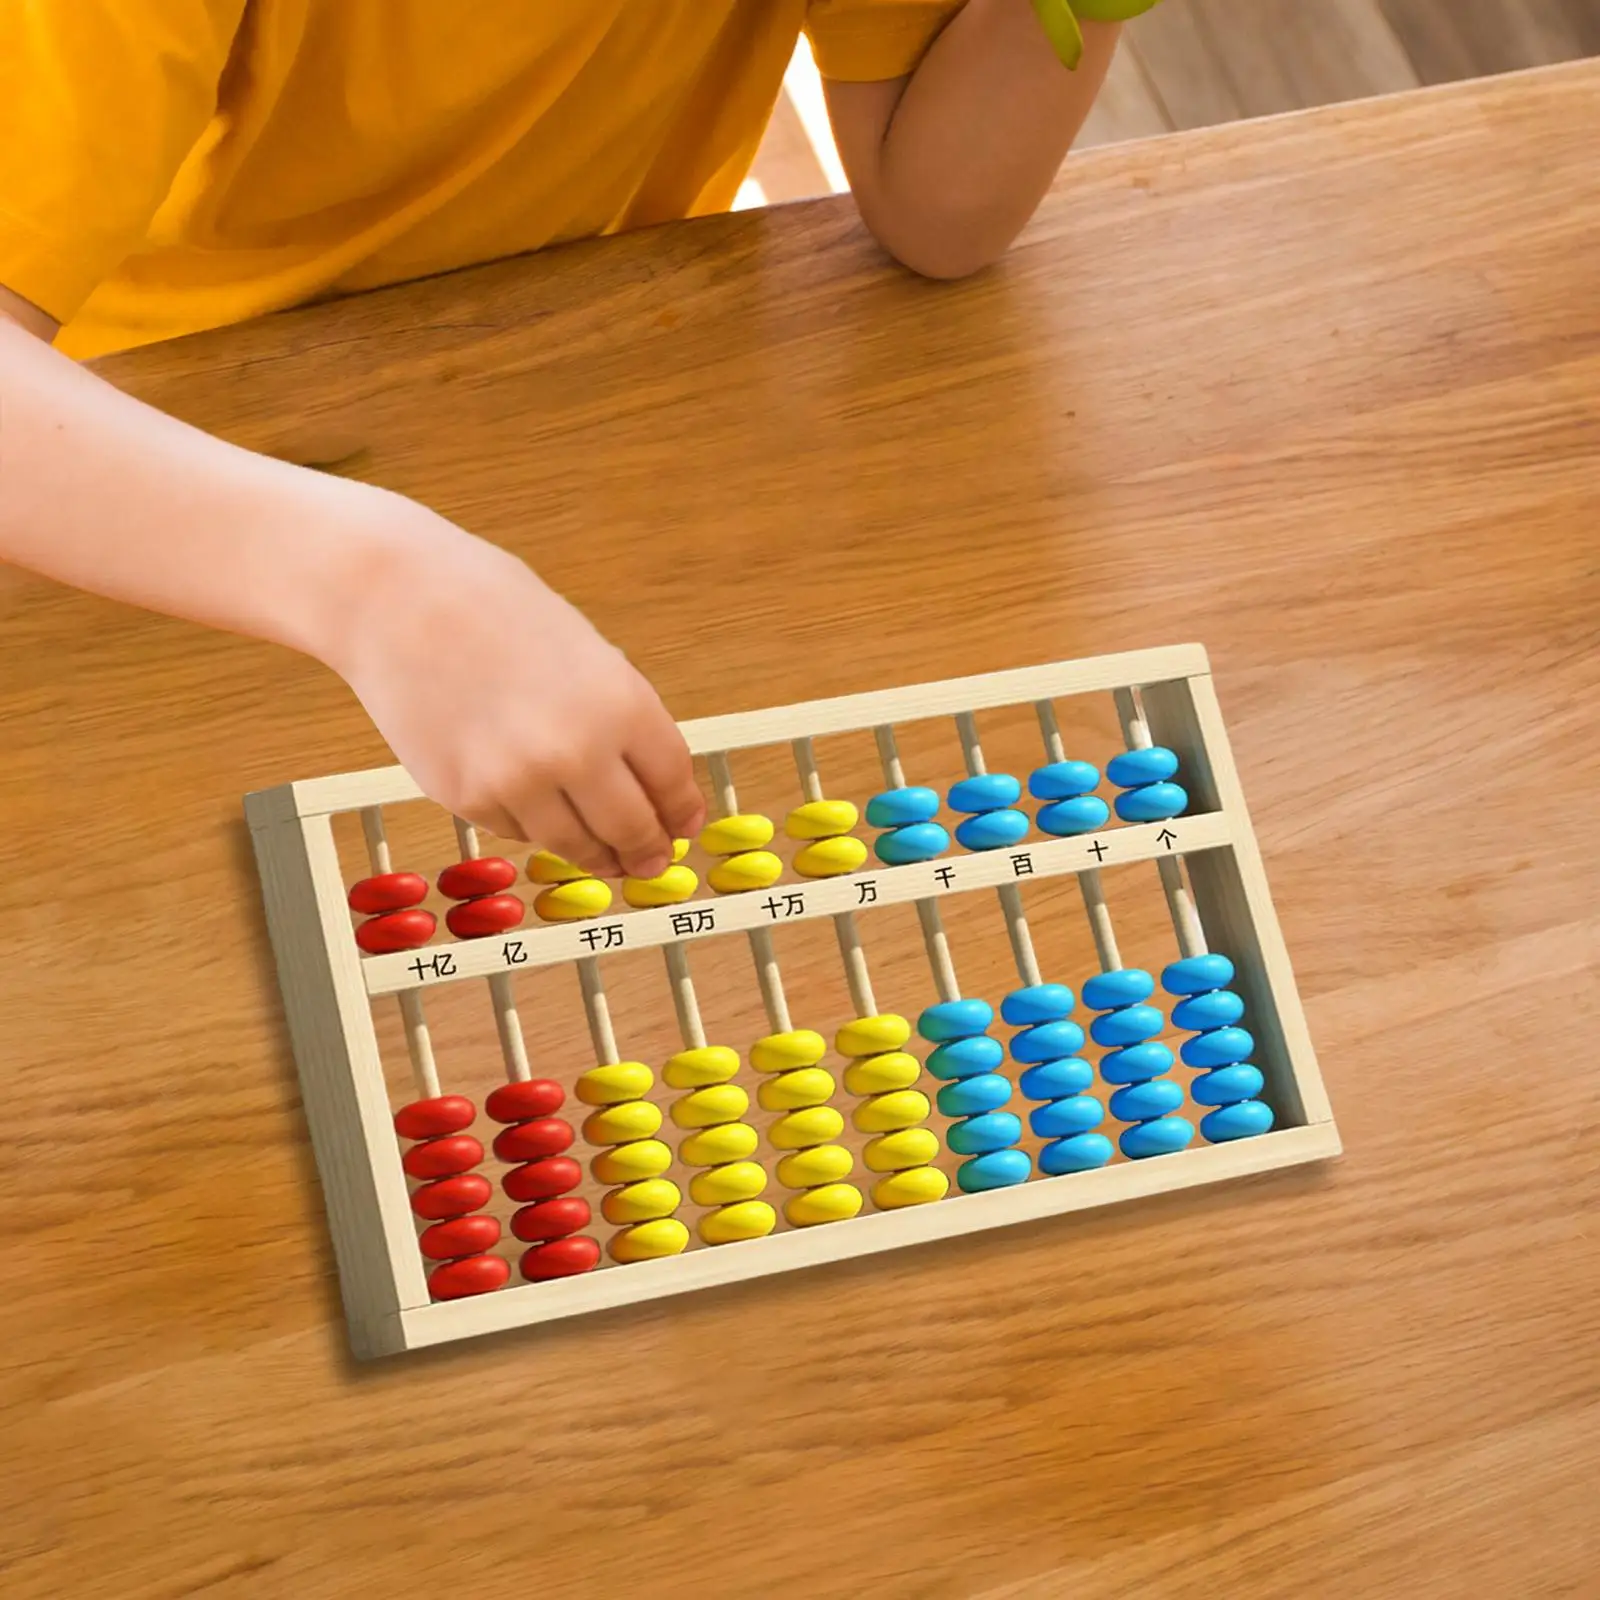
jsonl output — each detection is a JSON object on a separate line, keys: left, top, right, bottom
{"left": 1081, "top": 968, "right": 1154, "bottom": 1010}
{"left": 1162, "top": 952, "right": 1236, "bottom": 995}
{"left": 918, "top": 997, "right": 994, "bottom": 1041}
{"left": 1099, "top": 1041, "right": 1175, "bottom": 1084}
{"left": 955, "top": 810, "right": 1030, "bottom": 852}
{"left": 875, "top": 822, "right": 950, "bottom": 866}
{"left": 1028, "top": 760, "right": 1100, "bottom": 800}
{"left": 866, "top": 786, "right": 940, "bottom": 827}
{"left": 925, "top": 1036, "right": 1006, "bottom": 1079}
{"left": 1109, "top": 1079, "right": 1186, "bottom": 1123}
{"left": 1172, "top": 989, "right": 1245, "bottom": 1031}
{"left": 1114, "top": 781, "right": 1187, "bottom": 823}
{"left": 1039, "top": 1133, "right": 1114, "bottom": 1175}
{"left": 1019, "top": 1057, "right": 1094, "bottom": 1100}
{"left": 1089, "top": 1003, "right": 1164, "bottom": 1048}
{"left": 1106, "top": 746, "right": 1179, "bottom": 786}
{"left": 1191, "top": 1063, "right": 1265, "bottom": 1106}
{"left": 936, "top": 1073, "right": 1012, "bottom": 1118}
{"left": 947, "top": 1112, "right": 1024, "bottom": 1156}
{"left": 1119, "top": 1116, "right": 1195, "bottom": 1160}
{"left": 1010, "top": 1020, "right": 1087, "bottom": 1063}
{"left": 1037, "top": 796, "right": 1110, "bottom": 836}
{"left": 1201, "top": 1101, "right": 1274, "bottom": 1142}
{"left": 1181, "top": 1025, "right": 1255, "bottom": 1069}
{"left": 1030, "top": 1095, "right": 1103, "bottom": 1139}
{"left": 1001, "top": 983, "right": 1074, "bottom": 1026}
{"left": 957, "top": 1148, "right": 1032, "bottom": 1192}
{"left": 948, "top": 773, "right": 1022, "bottom": 813}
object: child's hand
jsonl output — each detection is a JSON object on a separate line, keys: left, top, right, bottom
{"left": 333, "top": 497, "right": 705, "bottom": 880}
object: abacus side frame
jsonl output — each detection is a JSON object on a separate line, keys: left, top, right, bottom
{"left": 245, "top": 789, "right": 429, "bottom": 1360}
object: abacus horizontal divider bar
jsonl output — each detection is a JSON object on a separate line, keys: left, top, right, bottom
{"left": 391, "top": 1122, "right": 1341, "bottom": 1354}
{"left": 259, "top": 645, "right": 1212, "bottom": 818}
{"left": 360, "top": 812, "right": 1235, "bottom": 996}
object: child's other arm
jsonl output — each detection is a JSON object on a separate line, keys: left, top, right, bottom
{"left": 0, "top": 288, "right": 702, "bottom": 873}
{"left": 823, "top": 0, "right": 1131, "bottom": 279}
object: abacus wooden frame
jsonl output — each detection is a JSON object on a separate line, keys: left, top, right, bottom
{"left": 245, "top": 642, "right": 1339, "bottom": 1360}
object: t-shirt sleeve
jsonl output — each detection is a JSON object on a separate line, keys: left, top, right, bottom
{"left": 803, "top": 0, "right": 968, "bottom": 82}
{"left": 0, "top": 1, "right": 244, "bottom": 324}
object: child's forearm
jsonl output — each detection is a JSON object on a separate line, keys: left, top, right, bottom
{"left": 829, "top": 0, "right": 1122, "bottom": 280}
{"left": 0, "top": 305, "right": 422, "bottom": 667}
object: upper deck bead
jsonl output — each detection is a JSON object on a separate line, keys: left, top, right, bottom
{"left": 1107, "top": 747, "right": 1179, "bottom": 786}
{"left": 436, "top": 857, "right": 518, "bottom": 900}
{"left": 1161, "top": 953, "right": 1236, "bottom": 994}
{"left": 874, "top": 822, "right": 950, "bottom": 865}
{"left": 866, "top": 787, "right": 940, "bottom": 828}
{"left": 955, "top": 810, "right": 1030, "bottom": 851}
{"left": 1082, "top": 968, "right": 1155, "bottom": 1009}
{"left": 355, "top": 908, "right": 437, "bottom": 954}
{"left": 1172, "top": 990, "right": 1246, "bottom": 1031}
{"left": 1001, "top": 983, "right": 1075, "bottom": 1026}
{"left": 785, "top": 800, "right": 859, "bottom": 839}
{"left": 1028, "top": 761, "right": 1100, "bottom": 800}
{"left": 918, "top": 998, "right": 994, "bottom": 1040}
{"left": 622, "top": 862, "right": 698, "bottom": 908}
{"left": 445, "top": 893, "right": 525, "bottom": 939}
{"left": 948, "top": 773, "right": 1022, "bottom": 813}
{"left": 534, "top": 879, "right": 612, "bottom": 921}
{"left": 706, "top": 851, "right": 784, "bottom": 894}
{"left": 394, "top": 1094, "right": 477, "bottom": 1140}
{"left": 348, "top": 872, "right": 429, "bottom": 915}
{"left": 526, "top": 850, "right": 589, "bottom": 885}
{"left": 793, "top": 836, "right": 869, "bottom": 878}
{"left": 1010, "top": 1019, "right": 1087, "bottom": 1062}
{"left": 698, "top": 814, "right": 775, "bottom": 855}
{"left": 1114, "top": 782, "right": 1187, "bottom": 823}
{"left": 925, "top": 1036, "right": 1006, "bottom": 1079}
{"left": 1037, "top": 796, "right": 1110, "bottom": 836}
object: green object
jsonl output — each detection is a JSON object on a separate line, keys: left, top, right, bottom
{"left": 1029, "top": 0, "right": 1084, "bottom": 68}
{"left": 1072, "top": 0, "right": 1166, "bottom": 17}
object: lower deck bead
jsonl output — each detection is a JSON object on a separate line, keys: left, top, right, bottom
{"left": 602, "top": 1178, "right": 683, "bottom": 1225}
{"left": 777, "top": 1144, "right": 855, "bottom": 1189}
{"left": 428, "top": 1253, "right": 511, "bottom": 1299}
{"left": 699, "top": 1201, "right": 777, "bottom": 1244}
{"left": 1000, "top": 983, "right": 1075, "bottom": 1026}
{"left": 609, "top": 1217, "right": 690, "bottom": 1263}
{"left": 410, "top": 1173, "right": 492, "bottom": 1220}
{"left": 785, "top": 1182, "right": 863, "bottom": 1227}
{"left": 757, "top": 1069, "right": 835, "bottom": 1113}
{"left": 864, "top": 1128, "right": 940, "bottom": 1172}
{"left": 1120, "top": 1117, "right": 1195, "bottom": 1159}
{"left": 674, "top": 1083, "right": 752, "bottom": 1126}
{"left": 844, "top": 1051, "right": 922, "bottom": 1095}
{"left": 502, "top": 1155, "right": 582, "bottom": 1202}
{"left": 937, "top": 1074, "right": 1012, "bottom": 1118}
{"left": 510, "top": 1196, "right": 591, "bottom": 1242}
{"left": 1191, "top": 1063, "right": 1266, "bottom": 1106}
{"left": 485, "top": 1079, "right": 565, "bottom": 1123}
{"left": 1019, "top": 1057, "right": 1094, "bottom": 1100}
{"left": 926, "top": 1036, "right": 1006, "bottom": 1079}
{"left": 1201, "top": 1100, "right": 1275, "bottom": 1141}
{"left": 1038, "top": 1133, "right": 1114, "bottom": 1174}
{"left": 402, "top": 1134, "right": 485, "bottom": 1180}
{"left": 769, "top": 1106, "right": 845, "bottom": 1148}
{"left": 394, "top": 1094, "right": 477, "bottom": 1140}
{"left": 946, "top": 1111, "right": 1023, "bottom": 1155}
{"left": 1109, "top": 1080, "right": 1186, "bottom": 1123}
{"left": 419, "top": 1214, "right": 502, "bottom": 1260}
{"left": 689, "top": 1161, "right": 768, "bottom": 1207}
{"left": 521, "top": 1236, "right": 602, "bottom": 1280}
{"left": 872, "top": 1167, "right": 950, "bottom": 1208}
{"left": 493, "top": 1117, "right": 574, "bottom": 1164}
{"left": 678, "top": 1123, "right": 759, "bottom": 1167}
{"left": 852, "top": 1088, "right": 930, "bottom": 1133}
{"left": 957, "top": 1148, "right": 1032, "bottom": 1192}
{"left": 1030, "top": 1095, "right": 1104, "bottom": 1139}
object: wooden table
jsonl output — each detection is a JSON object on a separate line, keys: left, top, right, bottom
{"left": 4, "top": 59, "right": 1597, "bottom": 1600}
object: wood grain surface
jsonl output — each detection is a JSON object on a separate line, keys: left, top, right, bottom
{"left": 3, "top": 61, "right": 1598, "bottom": 1600}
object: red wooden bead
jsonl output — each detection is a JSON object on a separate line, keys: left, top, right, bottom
{"left": 409, "top": 1172, "right": 493, "bottom": 1220}
{"left": 419, "top": 1214, "right": 502, "bottom": 1261}
{"left": 355, "top": 908, "right": 437, "bottom": 954}
{"left": 348, "top": 871, "right": 429, "bottom": 915}
{"left": 437, "top": 857, "right": 519, "bottom": 900}
{"left": 502, "top": 1155, "right": 581, "bottom": 1203}
{"left": 520, "top": 1236, "right": 601, "bottom": 1281}
{"left": 394, "top": 1094, "right": 476, "bottom": 1140}
{"left": 402, "top": 1133, "right": 485, "bottom": 1180}
{"left": 493, "top": 1117, "right": 574, "bottom": 1164}
{"left": 486, "top": 1079, "right": 565, "bottom": 1123}
{"left": 429, "top": 1253, "right": 511, "bottom": 1300}
{"left": 446, "top": 893, "right": 525, "bottom": 939}
{"left": 511, "top": 1196, "right": 591, "bottom": 1243}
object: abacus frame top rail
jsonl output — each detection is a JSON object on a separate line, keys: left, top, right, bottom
{"left": 247, "top": 644, "right": 1213, "bottom": 821}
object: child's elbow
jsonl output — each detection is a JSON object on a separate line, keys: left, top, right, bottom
{"left": 869, "top": 215, "right": 1014, "bottom": 282}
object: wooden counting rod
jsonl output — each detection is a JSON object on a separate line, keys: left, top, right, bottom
{"left": 451, "top": 818, "right": 534, "bottom": 1083}
{"left": 360, "top": 808, "right": 440, "bottom": 1099}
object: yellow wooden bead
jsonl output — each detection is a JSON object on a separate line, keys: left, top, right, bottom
{"left": 757, "top": 1067, "right": 836, "bottom": 1113}
{"left": 592, "top": 1138, "right": 673, "bottom": 1184}
{"left": 854, "top": 1089, "right": 931, "bottom": 1135}
{"left": 769, "top": 1106, "right": 845, "bottom": 1149}
{"left": 784, "top": 798, "right": 860, "bottom": 840}
{"left": 784, "top": 1182, "right": 863, "bottom": 1227}
{"left": 582, "top": 1100, "right": 662, "bottom": 1145}
{"left": 662, "top": 1045, "right": 741, "bottom": 1089}
{"left": 602, "top": 1177, "right": 682, "bottom": 1226}
{"left": 621, "top": 863, "right": 698, "bottom": 909}
{"left": 835, "top": 1014, "right": 912, "bottom": 1057}
{"left": 872, "top": 1166, "right": 949, "bottom": 1209}
{"left": 776, "top": 1144, "right": 854, "bottom": 1190}
{"left": 707, "top": 851, "right": 783, "bottom": 894}
{"left": 843, "top": 1051, "right": 922, "bottom": 1096}
{"left": 609, "top": 1218, "right": 689, "bottom": 1263}
{"left": 575, "top": 1061, "right": 654, "bottom": 1106}
{"left": 534, "top": 879, "right": 613, "bottom": 921}
{"left": 670, "top": 1083, "right": 750, "bottom": 1129}
{"left": 526, "top": 849, "right": 588, "bottom": 884}
{"left": 793, "top": 836, "right": 869, "bottom": 879}
{"left": 689, "top": 1160, "right": 768, "bottom": 1207}
{"left": 864, "top": 1127, "right": 940, "bottom": 1172}
{"left": 699, "top": 1200, "right": 777, "bottom": 1245}
{"left": 698, "top": 814, "right": 774, "bottom": 855}
{"left": 749, "top": 1029, "right": 827, "bottom": 1073}
{"left": 679, "top": 1122, "right": 760, "bottom": 1166}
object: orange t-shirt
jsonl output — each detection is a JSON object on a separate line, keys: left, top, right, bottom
{"left": 0, "top": 0, "right": 962, "bottom": 358}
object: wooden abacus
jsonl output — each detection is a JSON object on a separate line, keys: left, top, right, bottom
{"left": 246, "top": 644, "right": 1338, "bottom": 1359}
